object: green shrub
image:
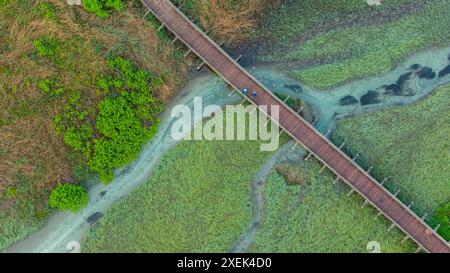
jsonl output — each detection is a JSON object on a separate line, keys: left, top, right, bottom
{"left": 33, "top": 2, "right": 58, "bottom": 20}
{"left": 49, "top": 184, "right": 89, "bottom": 212}
{"left": 5, "top": 187, "right": 17, "bottom": 199}
{"left": 434, "top": 203, "right": 450, "bottom": 240}
{"left": 33, "top": 36, "right": 59, "bottom": 57}
{"left": 88, "top": 96, "right": 156, "bottom": 182}
{"left": 38, "top": 79, "right": 64, "bottom": 96}
{"left": 83, "top": 0, "right": 124, "bottom": 18}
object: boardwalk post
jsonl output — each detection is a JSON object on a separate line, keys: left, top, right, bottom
{"left": 347, "top": 189, "right": 355, "bottom": 197}
{"left": 367, "top": 166, "right": 373, "bottom": 174}
{"left": 421, "top": 213, "right": 428, "bottom": 220}
{"left": 296, "top": 106, "right": 304, "bottom": 114}
{"left": 338, "top": 142, "right": 346, "bottom": 150}
{"left": 388, "top": 222, "right": 396, "bottom": 232}
{"left": 324, "top": 129, "right": 332, "bottom": 138}
{"left": 197, "top": 61, "right": 205, "bottom": 71}
{"left": 361, "top": 200, "right": 369, "bottom": 208}
{"left": 278, "top": 129, "right": 284, "bottom": 138}
{"left": 380, "top": 178, "right": 388, "bottom": 186}
{"left": 333, "top": 177, "right": 340, "bottom": 184}
{"left": 235, "top": 54, "right": 243, "bottom": 63}
{"left": 143, "top": 9, "right": 150, "bottom": 19}
{"left": 352, "top": 154, "right": 359, "bottom": 161}
{"left": 402, "top": 236, "right": 410, "bottom": 244}
{"left": 157, "top": 23, "right": 165, "bottom": 31}
{"left": 415, "top": 246, "right": 423, "bottom": 253}
{"left": 291, "top": 142, "right": 298, "bottom": 150}
{"left": 304, "top": 152, "right": 313, "bottom": 161}
{"left": 318, "top": 164, "right": 327, "bottom": 174}
{"left": 184, "top": 48, "right": 192, "bottom": 57}
{"left": 283, "top": 95, "right": 290, "bottom": 103}
{"left": 228, "top": 89, "right": 236, "bottom": 97}
{"left": 434, "top": 224, "right": 441, "bottom": 232}
{"left": 376, "top": 211, "right": 383, "bottom": 218}
{"left": 171, "top": 36, "right": 178, "bottom": 44}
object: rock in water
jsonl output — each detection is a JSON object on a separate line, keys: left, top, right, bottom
{"left": 339, "top": 95, "right": 358, "bottom": 106}
{"left": 67, "top": 0, "right": 82, "bottom": 6}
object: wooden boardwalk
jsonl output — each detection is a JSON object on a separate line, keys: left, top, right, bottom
{"left": 142, "top": 0, "right": 450, "bottom": 253}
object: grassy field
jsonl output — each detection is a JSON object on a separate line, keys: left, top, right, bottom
{"left": 259, "top": 0, "right": 450, "bottom": 90}
{"left": 249, "top": 160, "right": 414, "bottom": 253}
{"left": 83, "top": 119, "right": 283, "bottom": 252}
{"left": 0, "top": 0, "right": 186, "bottom": 249}
{"left": 333, "top": 85, "right": 450, "bottom": 238}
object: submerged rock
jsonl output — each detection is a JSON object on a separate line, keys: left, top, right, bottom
{"left": 87, "top": 212, "right": 104, "bottom": 225}
{"left": 410, "top": 64, "right": 421, "bottom": 70}
{"left": 416, "top": 66, "right": 436, "bottom": 79}
{"left": 383, "top": 84, "right": 402, "bottom": 95}
{"left": 360, "top": 91, "right": 380, "bottom": 105}
{"left": 396, "top": 72, "right": 413, "bottom": 86}
{"left": 284, "top": 84, "right": 302, "bottom": 92}
{"left": 339, "top": 95, "right": 358, "bottom": 105}
{"left": 438, "top": 65, "right": 450, "bottom": 78}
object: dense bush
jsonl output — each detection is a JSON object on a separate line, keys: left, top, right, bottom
{"left": 83, "top": 0, "right": 124, "bottom": 18}
{"left": 49, "top": 184, "right": 89, "bottom": 212}
{"left": 56, "top": 57, "right": 164, "bottom": 183}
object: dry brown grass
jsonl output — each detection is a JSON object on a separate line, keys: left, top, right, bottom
{"left": 192, "top": 0, "right": 282, "bottom": 45}
{"left": 0, "top": 115, "right": 73, "bottom": 209}
{"left": 276, "top": 163, "right": 307, "bottom": 186}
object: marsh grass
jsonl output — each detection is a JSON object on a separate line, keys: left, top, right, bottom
{"left": 249, "top": 160, "right": 415, "bottom": 253}
{"left": 83, "top": 121, "right": 286, "bottom": 252}
{"left": 260, "top": 0, "right": 450, "bottom": 90}
{"left": 333, "top": 85, "right": 450, "bottom": 238}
